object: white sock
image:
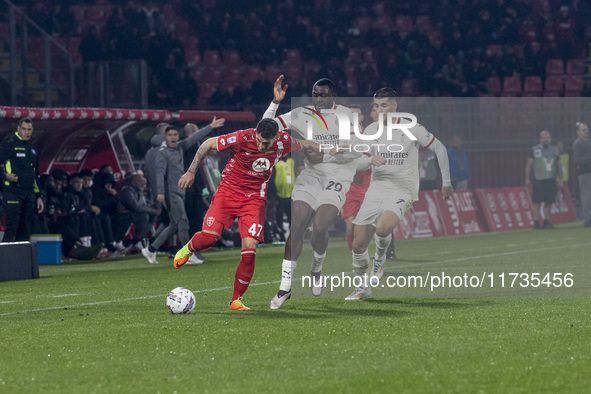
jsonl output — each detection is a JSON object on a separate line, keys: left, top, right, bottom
{"left": 352, "top": 251, "right": 370, "bottom": 276}
{"left": 279, "top": 259, "right": 297, "bottom": 292}
{"left": 311, "top": 250, "right": 326, "bottom": 273}
{"left": 374, "top": 234, "right": 392, "bottom": 262}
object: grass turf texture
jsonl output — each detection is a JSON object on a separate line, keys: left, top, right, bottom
{"left": 1, "top": 222, "right": 590, "bottom": 393}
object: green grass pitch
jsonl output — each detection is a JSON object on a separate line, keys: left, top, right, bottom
{"left": 1, "top": 222, "right": 591, "bottom": 393}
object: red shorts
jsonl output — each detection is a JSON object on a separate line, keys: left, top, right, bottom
{"left": 341, "top": 182, "right": 368, "bottom": 219}
{"left": 202, "top": 189, "right": 266, "bottom": 243}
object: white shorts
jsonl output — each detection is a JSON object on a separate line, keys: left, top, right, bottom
{"left": 353, "top": 184, "right": 414, "bottom": 226}
{"left": 292, "top": 169, "right": 351, "bottom": 211}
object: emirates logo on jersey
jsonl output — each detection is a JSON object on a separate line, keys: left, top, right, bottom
{"left": 252, "top": 158, "right": 271, "bottom": 172}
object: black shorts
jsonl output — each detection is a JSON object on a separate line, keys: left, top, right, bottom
{"left": 532, "top": 179, "right": 557, "bottom": 204}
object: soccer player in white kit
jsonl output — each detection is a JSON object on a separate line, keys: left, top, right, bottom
{"left": 346, "top": 87, "right": 454, "bottom": 300}
{"left": 263, "top": 75, "right": 362, "bottom": 309}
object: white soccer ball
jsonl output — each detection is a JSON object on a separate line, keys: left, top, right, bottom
{"left": 166, "top": 287, "right": 195, "bottom": 314}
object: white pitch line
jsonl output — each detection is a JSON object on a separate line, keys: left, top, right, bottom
{"left": 2, "top": 242, "right": 590, "bottom": 317}
{"left": 0, "top": 301, "right": 14, "bottom": 304}
{"left": 51, "top": 294, "right": 81, "bottom": 298}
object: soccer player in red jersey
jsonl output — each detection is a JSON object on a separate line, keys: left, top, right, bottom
{"left": 173, "top": 119, "right": 318, "bottom": 310}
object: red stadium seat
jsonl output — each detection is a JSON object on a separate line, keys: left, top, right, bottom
{"left": 485, "top": 45, "right": 502, "bottom": 57}
{"left": 566, "top": 59, "right": 584, "bottom": 75}
{"left": 202, "top": 67, "right": 221, "bottom": 83}
{"left": 523, "top": 76, "right": 542, "bottom": 93}
{"left": 284, "top": 64, "right": 302, "bottom": 81}
{"left": 375, "top": 16, "right": 394, "bottom": 32}
{"left": 521, "top": 91, "right": 541, "bottom": 97}
{"left": 283, "top": 49, "right": 301, "bottom": 65}
{"left": 564, "top": 90, "right": 582, "bottom": 97}
{"left": 202, "top": 50, "right": 221, "bottom": 67}
{"left": 400, "top": 79, "right": 418, "bottom": 97}
{"left": 544, "top": 75, "right": 564, "bottom": 93}
{"left": 223, "top": 67, "right": 242, "bottom": 86}
{"left": 415, "top": 15, "right": 433, "bottom": 32}
{"left": 565, "top": 75, "right": 583, "bottom": 93}
{"left": 222, "top": 50, "right": 241, "bottom": 65}
{"left": 243, "top": 65, "right": 260, "bottom": 86}
{"left": 347, "top": 79, "right": 358, "bottom": 96}
{"left": 487, "top": 77, "right": 502, "bottom": 95}
{"left": 347, "top": 48, "right": 362, "bottom": 63}
{"left": 264, "top": 64, "right": 281, "bottom": 83}
{"left": 545, "top": 59, "right": 564, "bottom": 75}
{"left": 543, "top": 91, "right": 561, "bottom": 97}
{"left": 395, "top": 15, "right": 414, "bottom": 33}
{"left": 503, "top": 77, "right": 524, "bottom": 95}
{"left": 356, "top": 16, "right": 372, "bottom": 32}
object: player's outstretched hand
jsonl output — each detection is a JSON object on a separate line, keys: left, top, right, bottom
{"left": 178, "top": 172, "right": 195, "bottom": 189}
{"left": 442, "top": 185, "right": 454, "bottom": 200}
{"left": 272, "top": 75, "right": 288, "bottom": 104}
{"left": 211, "top": 116, "right": 225, "bottom": 129}
{"left": 371, "top": 155, "right": 386, "bottom": 166}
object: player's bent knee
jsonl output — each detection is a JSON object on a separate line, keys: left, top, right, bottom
{"left": 190, "top": 231, "right": 219, "bottom": 251}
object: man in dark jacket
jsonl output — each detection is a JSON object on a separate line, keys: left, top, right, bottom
{"left": 119, "top": 174, "right": 161, "bottom": 249}
{"left": 0, "top": 118, "right": 44, "bottom": 242}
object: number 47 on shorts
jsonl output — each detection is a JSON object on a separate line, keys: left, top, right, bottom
{"left": 248, "top": 223, "right": 263, "bottom": 237}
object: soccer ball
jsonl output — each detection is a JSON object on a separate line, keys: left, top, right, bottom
{"left": 166, "top": 287, "right": 195, "bottom": 314}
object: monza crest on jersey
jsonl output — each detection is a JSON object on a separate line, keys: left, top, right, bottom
{"left": 252, "top": 158, "right": 271, "bottom": 172}
{"left": 206, "top": 216, "right": 215, "bottom": 227}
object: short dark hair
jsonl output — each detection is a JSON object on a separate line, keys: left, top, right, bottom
{"left": 313, "top": 78, "right": 336, "bottom": 94}
{"left": 80, "top": 169, "right": 93, "bottom": 178}
{"left": 19, "top": 117, "right": 33, "bottom": 126}
{"left": 349, "top": 103, "right": 362, "bottom": 110}
{"left": 165, "top": 126, "right": 177, "bottom": 134}
{"left": 373, "top": 87, "right": 398, "bottom": 100}
{"left": 256, "top": 118, "right": 279, "bottom": 139}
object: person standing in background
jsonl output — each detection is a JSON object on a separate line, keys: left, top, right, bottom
{"left": 525, "top": 130, "right": 562, "bottom": 229}
{"left": 572, "top": 123, "right": 591, "bottom": 227}
{"left": 448, "top": 134, "right": 470, "bottom": 190}
{"left": 0, "top": 118, "right": 44, "bottom": 242}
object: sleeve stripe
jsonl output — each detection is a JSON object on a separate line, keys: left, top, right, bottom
{"left": 278, "top": 116, "right": 287, "bottom": 129}
{"left": 424, "top": 136, "right": 435, "bottom": 148}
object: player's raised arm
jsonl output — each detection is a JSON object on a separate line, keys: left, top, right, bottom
{"left": 178, "top": 137, "right": 218, "bottom": 189}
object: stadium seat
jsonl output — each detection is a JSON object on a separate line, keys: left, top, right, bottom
{"left": 375, "top": 16, "right": 394, "bottom": 32}
{"left": 487, "top": 77, "right": 502, "bottom": 95}
{"left": 415, "top": 15, "right": 434, "bottom": 32}
{"left": 523, "top": 76, "right": 542, "bottom": 93}
{"left": 264, "top": 64, "right": 282, "bottom": 83}
{"left": 283, "top": 49, "right": 301, "bottom": 65}
{"left": 503, "top": 77, "right": 523, "bottom": 96}
{"left": 346, "top": 79, "right": 358, "bottom": 95}
{"left": 202, "top": 50, "right": 221, "bottom": 67}
{"left": 521, "top": 91, "right": 541, "bottom": 97}
{"left": 356, "top": 16, "right": 373, "bottom": 32}
{"left": 223, "top": 67, "right": 242, "bottom": 86}
{"left": 543, "top": 91, "right": 561, "bottom": 97}
{"left": 564, "top": 90, "right": 582, "bottom": 97}
{"left": 243, "top": 65, "right": 260, "bottom": 86}
{"left": 565, "top": 75, "right": 583, "bottom": 93}
{"left": 395, "top": 15, "right": 414, "bottom": 33}
{"left": 185, "top": 49, "right": 201, "bottom": 67}
{"left": 544, "top": 75, "right": 564, "bottom": 93}
{"left": 545, "top": 59, "right": 564, "bottom": 75}
{"left": 202, "top": 67, "right": 222, "bottom": 83}
{"left": 485, "top": 45, "right": 502, "bottom": 57}
{"left": 400, "top": 79, "right": 418, "bottom": 96}
{"left": 284, "top": 64, "right": 302, "bottom": 81}
{"left": 347, "top": 48, "right": 362, "bottom": 64}
{"left": 222, "top": 50, "right": 241, "bottom": 65}
{"left": 566, "top": 59, "right": 585, "bottom": 75}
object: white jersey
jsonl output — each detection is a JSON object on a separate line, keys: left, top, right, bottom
{"left": 264, "top": 102, "right": 360, "bottom": 182}
{"left": 364, "top": 120, "right": 440, "bottom": 201}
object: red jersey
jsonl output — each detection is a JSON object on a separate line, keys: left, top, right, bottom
{"left": 216, "top": 129, "right": 301, "bottom": 198}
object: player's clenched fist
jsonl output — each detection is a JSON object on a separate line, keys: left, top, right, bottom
{"left": 178, "top": 172, "right": 195, "bottom": 189}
